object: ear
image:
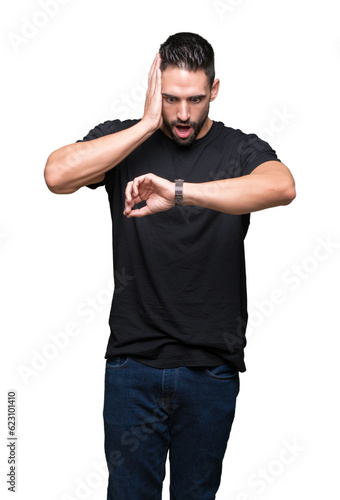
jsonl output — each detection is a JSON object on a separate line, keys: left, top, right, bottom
{"left": 210, "top": 78, "right": 220, "bottom": 102}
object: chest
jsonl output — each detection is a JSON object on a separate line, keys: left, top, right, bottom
{"left": 120, "top": 137, "right": 243, "bottom": 184}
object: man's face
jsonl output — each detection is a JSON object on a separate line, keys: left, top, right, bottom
{"left": 161, "top": 67, "right": 219, "bottom": 147}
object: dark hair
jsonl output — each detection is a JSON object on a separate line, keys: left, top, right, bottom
{"left": 159, "top": 32, "right": 215, "bottom": 88}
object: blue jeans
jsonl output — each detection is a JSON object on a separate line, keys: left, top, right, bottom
{"left": 103, "top": 356, "right": 240, "bottom": 500}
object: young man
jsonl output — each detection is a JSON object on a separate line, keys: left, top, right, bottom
{"left": 44, "top": 33, "right": 295, "bottom": 500}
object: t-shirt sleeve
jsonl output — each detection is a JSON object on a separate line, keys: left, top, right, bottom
{"left": 76, "top": 119, "right": 122, "bottom": 189}
{"left": 240, "top": 133, "right": 281, "bottom": 176}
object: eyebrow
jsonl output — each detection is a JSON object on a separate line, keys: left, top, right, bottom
{"left": 161, "top": 93, "right": 207, "bottom": 99}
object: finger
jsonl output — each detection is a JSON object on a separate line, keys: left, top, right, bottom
{"left": 124, "top": 204, "right": 152, "bottom": 219}
{"left": 126, "top": 181, "right": 144, "bottom": 205}
{"left": 124, "top": 180, "right": 134, "bottom": 202}
{"left": 125, "top": 174, "right": 152, "bottom": 207}
{"left": 156, "top": 52, "right": 162, "bottom": 70}
{"left": 132, "top": 177, "right": 141, "bottom": 198}
{"left": 124, "top": 192, "right": 143, "bottom": 214}
{"left": 148, "top": 54, "right": 159, "bottom": 96}
{"left": 148, "top": 54, "right": 157, "bottom": 80}
{"left": 133, "top": 174, "right": 151, "bottom": 198}
{"left": 147, "top": 56, "right": 156, "bottom": 92}
{"left": 155, "top": 67, "right": 162, "bottom": 96}
{"left": 125, "top": 175, "right": 145, "bottom": 201}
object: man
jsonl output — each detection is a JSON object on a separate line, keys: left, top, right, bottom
{"left": 44, "top": 33, "right": 295, "bottom": 500}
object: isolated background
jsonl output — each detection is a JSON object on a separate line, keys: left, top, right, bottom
{"left": 1, "top": 0, "right": 339, "bottom": 499}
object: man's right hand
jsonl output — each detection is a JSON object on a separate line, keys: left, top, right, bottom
{"left": 141, "top": 53, "right": 163, "bottom": 132}
{"left": 44, "top": 54, "right": 164, "bottom": 194}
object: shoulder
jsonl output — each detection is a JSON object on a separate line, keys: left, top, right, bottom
{"left": 213, "top": 121, "right": 274, "bottom": 153}
{"left": 213, "top": 121, "right": 254, "bottom": 141}
{"left": 211, "top": 121, "right": 250, "bottom": 146}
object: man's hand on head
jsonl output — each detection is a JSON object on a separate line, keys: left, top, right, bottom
{"left": 123, "top": 173, "right": 174, "bottom": 218}
{"left": 141, "top": 53, "right": 163, "bottom": 133}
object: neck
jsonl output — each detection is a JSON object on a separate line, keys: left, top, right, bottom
{"left": 197, "top": 117, "right": 213, "bottom": 139}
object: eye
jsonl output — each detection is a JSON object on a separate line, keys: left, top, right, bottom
{"left": 191, "top": 97, "right": 201, "bottom": 104}
{"left": 165, "top": 96, "right": 177, "bottom": 104}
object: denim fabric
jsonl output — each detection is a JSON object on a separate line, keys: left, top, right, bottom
{"left": 103, "top": 356, "right": 240, "bottom": 500}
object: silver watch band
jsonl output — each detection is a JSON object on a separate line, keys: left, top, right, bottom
{"left": 174, "top": 179, "right": 184, "bottom": 207}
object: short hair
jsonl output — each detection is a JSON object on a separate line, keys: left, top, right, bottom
{"left": 159, "top": 32, "right": 215, "bottom": 88}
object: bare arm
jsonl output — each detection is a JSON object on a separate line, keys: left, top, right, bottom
{"left": 44, "top": 122, "right": 155, "bottom": 194}
{"left": 44, "top": 54, "right": 163, "bottom": 194}
{"left": 182, "top": 161, "right": 296, "bottom": 214}
{"left": 123, "top": 161, "right": 296, "bottom": 218}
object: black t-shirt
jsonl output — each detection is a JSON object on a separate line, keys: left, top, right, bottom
{"left": 77, "top": 120, "right": 280, "bottom": 371}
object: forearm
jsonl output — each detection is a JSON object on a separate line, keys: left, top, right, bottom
{"left": 44, "top": 120, "right": 154, "bottom": 194}
{"left": 182, "top": 171, "right": 296, "bottom": 214}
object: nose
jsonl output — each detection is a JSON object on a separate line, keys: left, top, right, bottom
{"left": 177, "top": 101, "right": 190, "bottom": 122}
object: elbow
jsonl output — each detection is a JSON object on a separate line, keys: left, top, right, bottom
{"left": 281, "top": 180, "right": 296, "bottom": 206}
{"left": 44, "top": 167, "right": 61, "bottom": 194}
{"left": 266, "top": 179, "right": 296, "bottom": 207}
{"left": 44, "top": 155, "right": 77, "bottom": 194}
{"left": 44, "top": 154, "right": 61, "bottom": 193}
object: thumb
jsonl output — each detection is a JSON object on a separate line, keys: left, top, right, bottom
{"left": 124, "top": 204, "right": 153, "bottom": 219}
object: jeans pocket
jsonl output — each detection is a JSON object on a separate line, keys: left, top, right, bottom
{"left": 204, "top": 363, "right": 238, "bottom": 380}
{"left": 106, "top": 355, "right": 130, "bottom": 370}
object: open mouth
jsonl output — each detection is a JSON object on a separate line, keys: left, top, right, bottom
{"left": 174, "top": 125, "right": 192, "bottom": 139}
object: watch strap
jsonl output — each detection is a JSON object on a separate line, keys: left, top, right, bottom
{"left": 174, "top": 179, "right": 184, "bottom": 206}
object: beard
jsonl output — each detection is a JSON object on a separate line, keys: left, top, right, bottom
{"left": 162, "top": 105, "right": 210, "bottom": 148}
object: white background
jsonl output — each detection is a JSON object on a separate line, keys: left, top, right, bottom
{"left": 1, "top": 0, "right": 339, "bottom": 499}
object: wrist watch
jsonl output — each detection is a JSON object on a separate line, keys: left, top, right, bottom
{"left": 174, "top": 179, "right": 184, "bottom": 207}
